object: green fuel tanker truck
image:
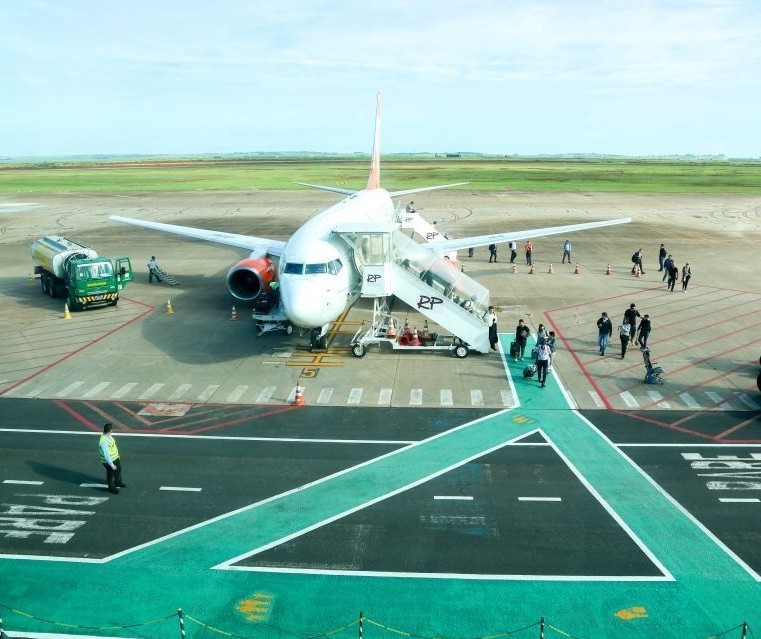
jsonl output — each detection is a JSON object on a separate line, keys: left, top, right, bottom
{"left": 31, "top": 235, "right": 133, "bottom": 310}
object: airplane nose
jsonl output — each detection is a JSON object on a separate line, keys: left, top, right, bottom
{"left": 280, "top": 278, "right": 341, "bottom": 328}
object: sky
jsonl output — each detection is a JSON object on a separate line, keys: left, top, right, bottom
{"left": 2, "top": 0, "right": 761, "bottom": 158}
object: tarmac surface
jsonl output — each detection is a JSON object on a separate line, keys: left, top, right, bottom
{"left": 1, "top": 188, "right": 761, "bottom": 639}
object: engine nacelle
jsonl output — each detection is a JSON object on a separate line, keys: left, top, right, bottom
{"left": 226, "top": 256, "right": 276, "bottom": 301}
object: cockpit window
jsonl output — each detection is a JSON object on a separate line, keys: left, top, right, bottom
{"left": 284, "top": 263, "right": 304, "bottom": 274}
{"left": 328, "top": 259, "right": 343, "bottom": 275}
{"left": 305, "top": 263, "right": 327, "bottom": 274}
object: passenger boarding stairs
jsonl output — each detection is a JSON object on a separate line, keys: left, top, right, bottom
{"left": 335, "top": 224, "right": 489, "bottom": 354}
{"left": 154, "top": 264, "right": 180, "bottom": 286}
{"left": 400, "top": 210, "right": 458, "bottom": 261}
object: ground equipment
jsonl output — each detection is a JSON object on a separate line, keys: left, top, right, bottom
{"left": 642, "top": 348, "right": 666, "bottom": 384}
{"left": 31, "top": 236, "right": 133, "bottom": 311}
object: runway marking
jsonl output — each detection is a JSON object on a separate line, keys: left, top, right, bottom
{"left": 679, "top": 392, "right": 701, "bottom": 409}
{"left": 347, "top": 388, "right": 362, "bottom": 405}
{"left": 3, "top": 479, "right": 43, "bottom": 485}
{"left": 588, "top": 390, "right": 605, "bottom": 408}
{"left": 256, "top": 386, "right": 276, "bottom": 403}
{"left": 55, "top": 381, "right": 84, "bottom": 397}
{"left": 518, "top": 496, "right": 562, "bottom": 502}
{"left": 410, "top": 388, "right": 422, "bottom": 406}
{"left": 646, "top": 391, "right": 671, "bottom": 409}
{"left": 139, "top": 383, "right": 164, "bottom": 400}
{"left": 470, "top": 389, "right": 484, "bottom": 407}
{"left": 168, "top": 383, "right": 193, "bottom": 401}
{"left": 272, "top": 351, "right": 294, "bottom": 358}
{"left": 197, "top": 385, "right": 220, "bottom": 402}
{"left": 160, "top": 486, "right": 202, "bottom": 492}
{"left": 317, "top": 388, "right": 333, "bottom": 404}
{"left": 111, "top": 382, "right": 138, "bottom": 399}
{"left": 441, "top": 389, "right": 453, "bottom": 406}
{"left": 705, "top": 391, "right": 723, "bottom": 404}
{"left": 736, "top": 392, "right": 761, "bottom": 410}
{"left": 286, "top": 386, "right": 297, "bottom": 403}
{"left": 80, "top": 483, "right": 108, "bottom": 489}
{"left": 227, "top": 385, "right": 248, "bottom": 402}
{"left": 81, "top": 382, "right": 111, "bottom": 399}
{"left": 434, "top": 495, "right": 473, "bottom": 501}
{"left": 719, "top": 498, "right": 759, "bottom": 503}
{"left": 378, "top": 388, "right": 392, "bottom": 405}
{"left": 620, "top": 391, "right": 639, "bottom": 408}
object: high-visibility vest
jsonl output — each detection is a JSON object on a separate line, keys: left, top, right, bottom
{"left": 98, "top": 434, "right": 119, "bottom": 463}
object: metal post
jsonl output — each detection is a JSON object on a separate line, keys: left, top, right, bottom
{"left": 741, "top": 621, "right": 748, "bottom": 639}
{"left": 177, "top": 608, "right": 186, "bottom": 639}
{"left": 358, "top": 611, "right": 363, "bottom": 639}
{"left": 539, "top": 617, "right": 544, "bottom": 639}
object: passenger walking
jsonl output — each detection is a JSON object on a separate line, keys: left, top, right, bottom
{"left": 537, "top": 323, "right": 548, "bottom": 343}
{"left": 509, "top": 240, "right": 517, "bottom": 263}
{"left": 486, "top": 306, "right": 498, "bottom": 351}
{"left": 623, "top": 303, "right": 641, "bottom": 338}
{"left": 596, "top": 311, "right": 613, "bottom": 355}
{"left": 658, "top": 244, "right": 667, "bottom": 271}
{"left": 547, "top": 331, "right": 557, "bottom": 369}
{"left": 147, "top": 256, "right": 162, "bottom": 283}
{"left": 525, "top": 241, "right": 533, "bottom": 266}
{"left": 631, "top": 248, "right": 645, "bottom": 274}
{"left": 488, "top": 243, "right": 497, "bottom": 263}
{"left": 535, "top": 339, "right": 552, "bottom": 388}
{"left": 682, "top": 262, "right": 691, "bottom": 291}
{"left": 514, "top": 319, "right": 530, "bottom": 360}
{"left": 662, "top": 254, "right": 674, "bottom": 282}
{"left": 618, "top": 319, "right": 631, "bottom": 359}
{"left": 468, "top": 247, "right": 474, "bottom": 257}
{"left": 667, "top": 262, "right": 679, "bottom": 292}
{"left": 562, "top": 240, "right": 572, "bottom": 264}
{"left": 636, "top": 314, "right": 652, "bottom": 349}
{"left": 98, "top": 422, "right": 126, "bottom": 495}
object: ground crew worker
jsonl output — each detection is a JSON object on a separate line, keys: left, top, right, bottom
{"left": 99, "top": 422, "right": 125, "bottom": 494}
{"left": 147, "top": 256, "right": 162, "bottom": 283}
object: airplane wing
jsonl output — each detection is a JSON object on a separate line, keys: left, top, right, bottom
{"left": 109, "top": 215, "right": 286, "bottom": 256}
{"left": 295, "top": 182, "right": 358, "bottom": 196}
{"left": 296, "top": 182, "right": 469, "bottom": 198}
{"left": 427, "top": 217, "right": 632, "bottom": 251}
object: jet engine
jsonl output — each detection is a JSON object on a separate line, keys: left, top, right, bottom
{"left": 226, "top": 256, "right": 276, "bottom": 301}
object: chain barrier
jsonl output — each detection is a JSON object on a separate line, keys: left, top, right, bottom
{"left": 0, "top": 604, "right": 754, "bottom": 639}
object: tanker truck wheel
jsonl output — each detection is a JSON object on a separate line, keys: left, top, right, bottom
{"left": 40, "top": 274, "right": 50, "bottom": 296}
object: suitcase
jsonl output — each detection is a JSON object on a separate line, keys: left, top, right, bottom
{"left": 510, "top": 340, "right": 519, "bottom": 358}
{"left": 522, "top": 364, "right": 537, "bottom": 379}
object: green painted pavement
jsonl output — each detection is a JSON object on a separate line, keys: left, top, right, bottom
{"left": 3, "top": 333, "right": 760, "bottom": 638}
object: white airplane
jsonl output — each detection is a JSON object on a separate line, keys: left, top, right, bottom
{"left": 111, "top": 95, "right": 630, "bottom": 350}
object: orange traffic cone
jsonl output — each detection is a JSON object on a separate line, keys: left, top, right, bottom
{"left": 166, "top": 299, "right": 174, "bottom": 314}
{"left": 633, "top": 265, "right": 641, "bottom": 278}
{"left": 411, "top": 328, "right": 421, "bottom": 346}
{"left": 63, "top": 303, "right": 71, "bottom": 320}
{"left": 293, "top": 382, "right": 306, "bottom": 406}
{"left": 548, "top": 263, "right": 554, "bottom": 274}
{"left": 606, "top": 264, "right": 611, "bottom": 276}
{"left": 528, "top": 264, "right": 535, "bottom": 274}
{"left": 386, "top": 318, "right": 397, "bottom": 337}
{"left": 574, "top": 262, "right": 581, "bottom": 274}
{"left": 230, "top": 305, "right": 238, "bottom": 320}
{"left": 421, "top": 320, "right": 430, "bottom": 340}
{"left": 511, "top": 264, "right": 517, "bottom": 274}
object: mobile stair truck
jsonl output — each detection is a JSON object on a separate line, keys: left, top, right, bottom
{"left": 31, "top": 235, "right": 133, "bottom": 310}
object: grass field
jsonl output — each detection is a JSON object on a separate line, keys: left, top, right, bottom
{"left": 2, "top": 157, "right": 761, "bottom": 193}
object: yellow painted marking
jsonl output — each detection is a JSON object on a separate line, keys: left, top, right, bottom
{"left": 511, "top": 414, "right": 535, "bottom": 424}
{"left": 236, "top": 592, "right": 273, "bottom": 622}
{"left": 615, "top": 606, "right": 648, "bottom": 621}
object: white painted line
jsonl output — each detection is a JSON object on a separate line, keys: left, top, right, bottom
{"left": 55, "top": 381, "right": 84, "bottom": 397}
{"left": 440, "top": 389, "right": 453, "bottom": 407}
{"left": 705, "top": 391, "right": 723, "bottom": 404}
{"left": 168, "top": 383, "right": 193, "bottom": 401}
{"left": 620, "top": 391, "right": 639, "bottom": 408}
{"left": 378, "top": 388, "right": 392, "bottom": 405}
{"left": 433, "top": 495, "right": 473, "bottom": 501}
{"left": 139, "top": 383, "right": 164, "bottom": 400}
{"left": 500, "top": 389, "right": 513, "bottom": 407}
{"left": 518, "top": 496, "right": 562, "bottom": 502}
{"left": 410, "top": 388, "right": 422, "bottom": 406}
{"left": 110, "top": 382, "right": 138, "bottom": 399}
{"left": 470, "top": 389, "right": 484, "bottom": 407}
{"left": 588, "top": 390, "right": 605, "bottom": 408}
{"left": 80, "top": 483, "right": 108, "bottom": 488}
{"left": 272, "top": 351, "right": 294, "bottom": 358}
{"left": 736, "top": 392, "right": 761, "bottom": 410}
{"left": 256, "top": 386, "right": 276, "bottom": 403}
{"left": 317, "top": 387, "right": 333, "bottom": 404}
{"left": 680, "top": 392, "right": 701, "bottom": 409}
{"left": 227, "top": 385, "right": 248, "bottom": 402}
{"left": 197, "top": 384, "right": 220, "bottom": 402}
{"left": 3, "top": 479, "right": 43, "bottom": 485}
{"left": 347, "top": 387, "right": 363, "bottom": 405}
{"left": 160, "top": 486, "right": 202, "bottom": 492}
{"left": 646, "top": 390, "right": 671, "bottom": 409}
{"left": 719, "top": 498, "right": 760, "bottom": 503}
{"left": 81, "top": 381, "right": 111, "bottom": 399}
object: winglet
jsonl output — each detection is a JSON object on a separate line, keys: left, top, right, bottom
{"left": 366, "top": 92, "right": 382, "bottom": 190}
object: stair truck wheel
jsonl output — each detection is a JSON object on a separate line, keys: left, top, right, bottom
{"left": 352, "top": 343, "right": 366, "bottom": 358}
{"left": 286, "top": 324, "right": 294, "bottom": 335}
{"left": 454, "top": 344, "right": 469, "bottom": 359}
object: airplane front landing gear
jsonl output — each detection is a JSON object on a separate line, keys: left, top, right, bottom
{"left": 310, "top": 325, "right": 328, "bottom": 350}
